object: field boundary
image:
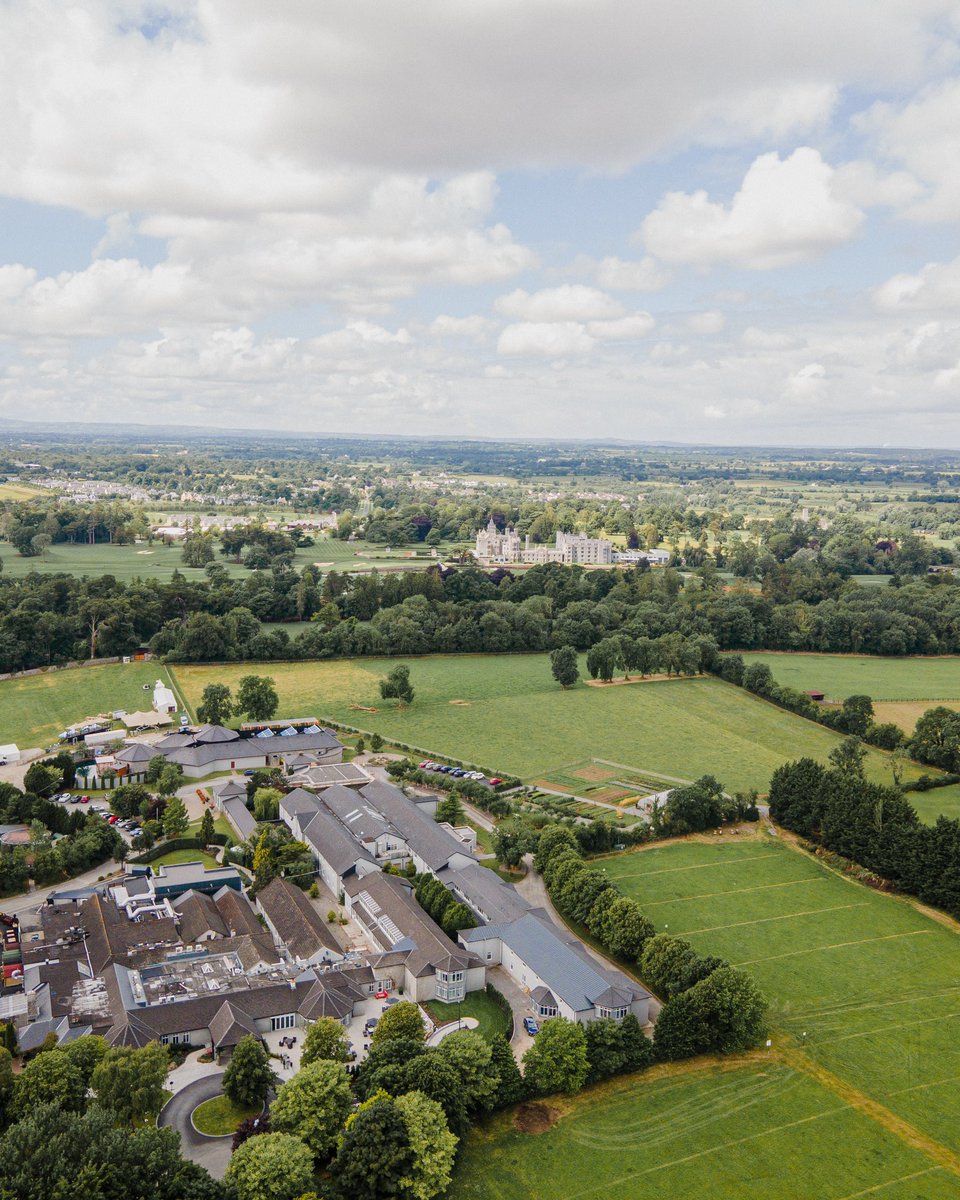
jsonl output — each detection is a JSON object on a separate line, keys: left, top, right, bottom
{"left": 782, "top": 1047, "right": 960, "bottom": 1179}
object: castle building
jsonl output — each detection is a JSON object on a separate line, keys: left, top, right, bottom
{"left": 474, "top": 517, "right": 522, "bottom": 562}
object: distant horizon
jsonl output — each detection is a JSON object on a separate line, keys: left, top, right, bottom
{"left": 2, "top": 415, "right": 960, "bottom": 457}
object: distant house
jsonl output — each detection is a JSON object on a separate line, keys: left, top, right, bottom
{"left": 806, "top": 689, "right": 826, "bottom": 703}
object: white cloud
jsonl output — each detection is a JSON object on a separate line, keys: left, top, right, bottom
{"left": 873, "top": 255, "right": 960, "bottom": 313}
{"left": 640, "top": 148, "right": 864, "bottom": 269}
{"left": 497, "top": 322, "right": 596, "bottom": 357}
{"left": 687, "top": 310, "right": 725, "bottom": 334}
{"left": 495, "top": 285, "right": 623, "bottom": 323}
{"left": 427, "top": 315, "right": 496, "bottom": 341}
{"left": 596, "top": 256, "right": 671, "bottom": 292}
{"left": 587, "top": 314, "right": 655, "bottom": 340}
{"left": 857, "top": 80, "right": 960, "bottom": 221}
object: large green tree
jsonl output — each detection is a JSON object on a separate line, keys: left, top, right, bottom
{"left": 226, "top": 1131, "right": 314, "bottom": 1200}
{"left": 330, "top": 1096, "right": 414, "bottom": 1200}
{"left": 300, "top": 1017, "right": 352, "bottom": 1066}
{"left": 11, "top": 1049, "right": 86, "bottom": 1119}
{"left": 549, "top": 645, "right": 580, "bottom": 689}
{"left": 235, "top": 676, "right": 279, "bottom": 722}
{"left": 196, "top": 683, "right": 233, "bottom": 726}
{"left": 379, "top": 664, "right": 415, "bottom": 706}
{"left": 269, "top": 1060, "right": 352, "bottom": 1163}
{"left": 222, "top": 1037, "right": 276, "bottom": 1108}
{"left": 370, "top": 1001, "right": 425, "bottom": 1048}
{"left": 522, "top": 1018, "right": 589, "bottom": 1096}
{"left": 394, "top": 1090, "right": 458, "bottom": 1200}
{"left": 90, "top": 1043, "right": 167, "bottom": 1127}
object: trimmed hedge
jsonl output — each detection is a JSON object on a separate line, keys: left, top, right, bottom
{"left": 129, "top": 833, "right": 229, "bottom": 865}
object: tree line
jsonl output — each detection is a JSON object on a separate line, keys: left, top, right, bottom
{"left": 7, "top": 557, "right": 960, "bottom": 673}
{"left": 768, "top": 756, "right": 960, "bottom": 917}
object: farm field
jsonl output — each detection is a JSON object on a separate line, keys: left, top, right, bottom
{"left": 0, "top": 536, "right": 451, "bottom": 581}
{"left": 455, "top": 1060, "right": 959, "bottom": 1200}
{"left": 603, "top": 836, "right": 960, "bottom": 1159}
{"left": 872, "top": 699, "right": 960, "bottom": 733}
{"left": 174, "top": 654, "right": 937, "bottom": 795}
{"left": 909, "top": 783, "right": 960, "bottom": 824}
{"left": 0, "top": 661, "right": 181, "bottom": 750}
{"left": 737, "top": 652, "right": 960, "bottom": 702}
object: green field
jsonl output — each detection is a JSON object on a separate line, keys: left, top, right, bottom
{"left": 174, "top": 655, "right": 936, "bottom": 796}
{"left": 456, "top": 1061, "right": 959, "bottom": 1200}
{"left": 602, "top": 837, "right": 960, "bottom": 1159}
{"left": 0, "top": 535, "right": 453, "bottom": 582}
{"left": 0, "top": 661, "right": 181, "bottom": 750}
{"left": 738, "top": 652, "right": 960, "bottom": 701}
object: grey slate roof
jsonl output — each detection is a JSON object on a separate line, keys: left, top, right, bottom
{"left": 436, "top": 863, "right": 529, "bottom": 925}
{"left": 222, "top": 796, "right": 258, "bottom": 840}
{"left": 301, "top": 806, "right": 377, "bottom": 877}
{"left": 460, "top": 912, "right": 647, "bottom": 1015}
{"left": 359, "top": 781, "right": 476, "bottom": 871}
{"left": 319, "top": 784, "right": 393, "bottom": 843}
{"left": 162, "top": 727, "right": 341, "bottom": 770}
{"left": 114, "top": 742, "right": 156, "bottom": 765}
{"left": 279, "top": 787, "right": 323, "bottom": 823}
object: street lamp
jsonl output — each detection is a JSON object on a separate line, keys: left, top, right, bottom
{"left": 457, "top": 998, "right": 462, "bottom": 1030}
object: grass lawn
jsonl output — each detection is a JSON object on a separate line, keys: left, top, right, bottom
{"left": 191, "top": 1094, "right": 261, "bottom": 1136}
{"left": 737, "top": 651, "right": 960, "bottom": 701}
{"left": 455, "top": 1062, "right": 959, "bottom": 1200}
{"left": 149, "top": 848, "right": 220, "bottom": 868}
{"left": 909, "top": 782, "right": 960, "bottom": 824}
{"left": 173, "top": 655, "right": 938, "bottom": 796}
{"left": 423, "top": 990, "right": 512, "bottom": 1042}
{"left": 186, "top": 814, "right": 234, "bottom": 842}
{"left": 0, "top": 535, "right": 455, "bottom": 583}
{"left": 0, "top": 661, "right": 180, "bottom": 750}
{"left": 602, "top": 834, "right": 960, "bottom": 1160}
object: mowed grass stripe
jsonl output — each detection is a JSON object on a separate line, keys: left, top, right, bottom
{"left": 454, "top": 1063, "right": 960, "bottom": 1200}
{"left": 638, "top": 876, "right": 828, "bottom": 907}
{"left": 604, "top": 837, "right": 960, "bottom": 1159}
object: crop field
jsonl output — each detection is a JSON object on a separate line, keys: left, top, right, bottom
{"left": 0, "top": 661, "right": 181, "bottom": 750}
{"left": 737, "top": 652, "right": 960, "bottom": 702}
{"left": 0, "top": 535, "right": 452, "bottom": 581}
{"left": 174, "top": 654, "right": 938, "bottom": 795}
{"left": 602, "top": 836, "right": 960, "bottom": 1160}
{"left": 456, "top": 1060, "right": 959, "bottom": 1200}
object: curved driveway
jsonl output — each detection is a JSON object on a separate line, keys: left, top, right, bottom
{"left": 158, "top": 1074, "right": 234, "bottom": 1179}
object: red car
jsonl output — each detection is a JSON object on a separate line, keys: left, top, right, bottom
{"left": 107, "top": 815, "right": 118, "bottom": 824}
{"left": 79, "top": 796, "right": 90, "bottom": 803}
{"left": 488, "top": 778, "right": 502, "bottom": 786}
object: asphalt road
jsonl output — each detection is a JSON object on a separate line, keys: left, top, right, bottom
{"left": 158, "top": 1074, "right": 234, "bottom": 1179}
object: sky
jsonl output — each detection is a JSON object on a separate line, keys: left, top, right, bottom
{"left": 1, "top": 2, "right": 960, "bottom": 446}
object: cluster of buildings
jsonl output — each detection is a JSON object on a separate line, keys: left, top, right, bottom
{"left": 474, "top": 519, "right": 672, "bottom": 568}
{"left": 474, "top": 519, "right": 614, "bottom": 565}
{"left": 5, "top": 765, "right": 650, "bottom": 1058}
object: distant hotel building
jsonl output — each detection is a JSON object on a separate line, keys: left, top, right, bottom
{"left": 474, "top": 519, "right": 613, "bottom": 566}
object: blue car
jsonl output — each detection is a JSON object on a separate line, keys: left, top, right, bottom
{"left": 523, "top": 1017, "right": 539, "bottom": 1036}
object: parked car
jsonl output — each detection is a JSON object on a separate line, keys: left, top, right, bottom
{"left": 523, "top": 1017, "right": 540, "bottom": 1036}
{"left": 107, "top": 815, "right": 118, "bottom": 824}
{"left": 488, "top": 778, "right": 502, "bottom": 786}
{"left": 79, "top": 796, "right": 89, "bottom": 804}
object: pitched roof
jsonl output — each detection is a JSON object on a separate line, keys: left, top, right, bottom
{"left": 222, "top": 796, "right": 258, "bottom": 840}
{"left": 114, "top": 742, "right": 157, "bottom": 764}
{"left": 214, "top": 887, "right": 267, "bottom": 940}
{"left": 257, "top": 876, "right": 342, "bottom": 961}
{"left": 358, "top": 781, "right": 476, "bottom": 871}
{"left": 209, "top": 999, "right": 259, "bottom": 1048}
{"left": 461, "top": 912, "right": 647, "bottom": 1015}
{"left": 436, "top": 862, "right": 529, "bottom": 925}
{"left": 173, "top": 890, "right": 229, "bottom": 942}
{"left": 301, "top": 806, "right": 377, "bottom": 877}
{"left": 346, "top": 872, "right": 479, "bottom": 979}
